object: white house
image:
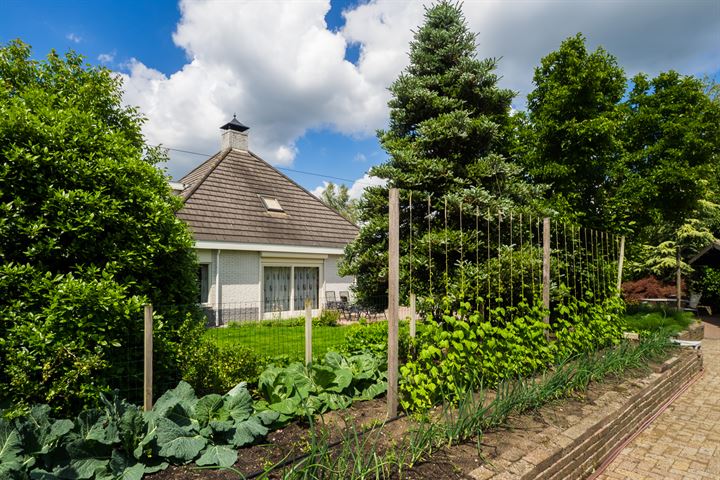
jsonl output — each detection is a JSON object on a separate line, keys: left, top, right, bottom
{"left": 175, "top": 117, "right": 359, "bottom": 325}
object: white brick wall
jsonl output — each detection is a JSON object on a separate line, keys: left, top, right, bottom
{"left": 198, "top": 249, "right": 355, "bottom": 324}
{"left": 324, "top": 254, "right": 354, "bottom": 302}
{"left": 217, "top": 250, "right": 260, "bottom": 306}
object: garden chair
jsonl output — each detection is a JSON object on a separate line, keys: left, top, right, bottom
{"left": 325, "top": 291, "right": 343, "bottom": 311}
{"left": 685, "top": 292, "right": 712, "bottom": 316}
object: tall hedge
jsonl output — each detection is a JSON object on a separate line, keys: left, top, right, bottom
{"left": 0, "top": 41, "right": 203, "bottom": 414}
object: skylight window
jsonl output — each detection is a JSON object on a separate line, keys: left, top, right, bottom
{"left": 260, "top": 195, "right": 284, "bottom": 212}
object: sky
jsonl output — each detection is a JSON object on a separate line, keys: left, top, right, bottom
{"left": 2, "top": 0, "right": 719, "bottom": 198}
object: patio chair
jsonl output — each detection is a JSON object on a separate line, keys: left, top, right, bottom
{"left": 325, "top": 291, "right": 343, "bottom": 310}
{"left": 685, "top": 292, "right": 712, "bottom": 316}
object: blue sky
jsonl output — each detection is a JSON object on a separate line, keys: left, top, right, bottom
{"left": 2, "top": 0, "right": 718, "bottom": 196}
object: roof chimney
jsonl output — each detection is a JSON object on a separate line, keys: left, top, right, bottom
{"left": 220, "top": 115, "right": 249, "bottom": 151}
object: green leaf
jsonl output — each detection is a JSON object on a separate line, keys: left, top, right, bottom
{"left": 151, "top": 382, "right": 198, "bottom": 421}
{"left": 194, "top": 394, "right": 224, "bottom": 427}
{"left": 229, "top": 416, "right": 270, "bottom": 448}
{"left": 0, "top": 419, "right": 23, "bottom": 467}
{"left": 196, "top": 444, "right": 238, "bottom": 468}
{"left": 155, "top": 417, "right": 206, "bottom": 463}
{"left": 108, "top": 451, "right": 144, "bottom": 480}
{"left": 223, "top": 388, "right": 253, "bottom": 422}
{"left": 268, "top": 397, "right": 301, "bottom": 416}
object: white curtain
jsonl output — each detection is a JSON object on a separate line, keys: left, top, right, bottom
{"left": 294, "top": 267, "right": 319, "bottom": 310}
{"left": 264, "top": 267, "right": 290, "bottom": 312}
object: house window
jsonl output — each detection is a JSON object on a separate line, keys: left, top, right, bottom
{"left": 264, "top": 266, "right": 291, "bottom": 312}
{"left": 259, "top": 195, "right": 284, "bottom": 212}
{"left": 294, "top": 267, "right": 319, "bottom": 310}
{"left": 262, "top": 265, "right": 320, "bottom": 313}
{"left": 198, "top": 264, "right": 210, "bottom": 304}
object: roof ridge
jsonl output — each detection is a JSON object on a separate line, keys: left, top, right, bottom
{"left": 247, "top": 150, "right": 359, "bottom": 231}
{"left": 181, "top": 149, "right": 231, "bottom": 204}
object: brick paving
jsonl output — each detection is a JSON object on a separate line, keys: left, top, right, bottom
{"left": 598, "top": 325, "right": 720, "bottom": 480}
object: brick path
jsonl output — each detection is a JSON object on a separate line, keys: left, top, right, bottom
{"left": 598, "top": 326, "right": 720, "bottom": 479}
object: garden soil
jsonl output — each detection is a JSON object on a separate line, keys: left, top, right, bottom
{"left": 149, "top": 360, "right": 664, "bottom": 480}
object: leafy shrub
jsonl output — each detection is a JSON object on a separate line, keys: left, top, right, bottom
{"left": 551, "top": 295, "right": 625, "bottom": 359}
{"left": 695, "top": 266, "right": 720, "bottom": 310}
{"left": 0, "top": 382, "right": 278, "bottom": 479}
{"left": 622, "top": 276, "right": 684, "bottom": 304}
{"left": 340, "top": 320, "right": 414, "bottom": 361}
{"left": 179, "top": 339, "right": 269, "bottom": 396}
{"left": 227, "top": 309, "right": 340, "bottom": 329}
{"left": 400, "top": 300, "right": 554, "bottom": 410}
{"left": 315, "top": 308, "right": 340, "bottom": 326}
{"left": 0, "top": 41, "right": 203, "bottom": 414}
{"left": 400, "top": 294, "right": 624, "bottom": 411}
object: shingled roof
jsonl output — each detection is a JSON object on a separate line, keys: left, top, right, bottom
{"left": 177, "top": 148, "right": 359, "bottom": 249}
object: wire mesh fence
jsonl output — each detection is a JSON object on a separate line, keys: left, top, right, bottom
{"left": 200, "top": 295, "right": 394, "bottom": 359}
{"left": 104, "top": 191, "right": 625, "bottom": 411}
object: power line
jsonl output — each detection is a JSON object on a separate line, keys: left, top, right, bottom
{"left": 152, "top": 144, "right": 383, "bottom": 187}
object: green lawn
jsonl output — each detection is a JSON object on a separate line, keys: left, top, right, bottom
{"left": 203, "top": 322, "right": 351, "bottom": 360}
{"left": 623, "top": 306, "right": 695, "bottom": 335}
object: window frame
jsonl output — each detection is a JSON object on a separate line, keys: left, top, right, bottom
{"left": 260, "top": 259, "right": 323, "bottom": 317}
{"left": 198, "top": 263, "right": 210, "bottom": 304}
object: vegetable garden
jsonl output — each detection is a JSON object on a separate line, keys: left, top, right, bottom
{"left": 0, "top": 187, "right": 643, "bottom": 479}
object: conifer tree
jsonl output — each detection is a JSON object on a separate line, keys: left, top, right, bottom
{"left": 341, "top": 2, "right": 544, "bottom": 305}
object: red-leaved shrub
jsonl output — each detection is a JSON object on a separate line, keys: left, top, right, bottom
{"left": 622, "top": 276, "right": 686, "bottom": 304}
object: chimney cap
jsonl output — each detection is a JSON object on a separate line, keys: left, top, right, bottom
{"left": 220, "top": 114, "right": 249, "bottom": 132}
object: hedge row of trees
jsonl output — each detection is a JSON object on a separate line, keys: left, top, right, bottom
{"left": 339, "top": 2, "right": 720, "bottom": 303}
{"left": 1, "top": 1, "right": 718, "bottom": 414}
{"left": 0, "top": 41, "right": 204, "bottom": 414}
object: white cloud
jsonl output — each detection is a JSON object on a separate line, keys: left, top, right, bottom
{"left": 353, "top": 153, "right": 367, "bottom": 162}
{"left": 122, "top": 0, "right": 387, "bottom": 177}
{"left": 348, "top": 174, "right": 386, "bottom": 200}
{"left": 120, "top": 0, "right": 719, "bottom": 178}
{"left": 311, "top": 174, "right": 385, "bottom": 201}
{"left": 66, "top": 33, "right": 82, "bottom": 43}
{"left": 98, "top": 52, "right": 115, "bottom": 63}
{"left": 311, "top": 181, "right": 330, "bottom": 199}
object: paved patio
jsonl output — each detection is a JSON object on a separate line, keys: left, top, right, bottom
{"left": 598, "top": 319, "right": 720, "bottom": 479}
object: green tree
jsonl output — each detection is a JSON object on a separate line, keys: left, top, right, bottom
{"left": 521, "top": 33, "right": 626, "bottom": 230}
{"left": 0, "top": 41, "right": 203, "bottom": 414}
{"left": 620, "top": 73, "right": 720, "bottom": 284}
{"left": 319, "top": 182, "right": 358, "bottom": 224}
{"left": 620, "top": 71, "right": 720, "bottom": 241}
{"left": 341, "top": 2, "right": 545, "bottom": 306}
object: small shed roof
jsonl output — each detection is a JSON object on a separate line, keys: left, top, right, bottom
{"left": 689, "top": 241, "right": 720, "bottom": 267}
{"left": 177, "top": 148, "right": 359, "bottom": 249}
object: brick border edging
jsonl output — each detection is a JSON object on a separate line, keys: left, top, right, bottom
{"left": 470, "top": 349, "right": 704, "bottom": 480}
{"left": 677, "top": 322, "right": 704, "bottom": 341}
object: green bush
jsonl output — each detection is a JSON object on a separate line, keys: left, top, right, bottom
{"left": 180, "top": 339, "right": 269, "bottom": 396}
{"left": 697, "top": 266, "right": 720, "bottom": 311}
{"left": 226, "top": 308, "right": 340, "bottom": 329}
{"left": 0, "top": 41, "right": 203, "bottom": 414}
{"left": 551, "top": 295, "right": 625, "bottom": 358}
{"left": 400, "top": 294, "right": 625, "bottom": 411}
{"left": 315, "top": 308, "right": 340, "bottom": 326}
{"left": 340, "top": 320, "right": 414, "bottom": 361}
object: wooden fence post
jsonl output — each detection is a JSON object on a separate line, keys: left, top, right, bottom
{"left": 616, "top": 236, "right": 625, "bottom": 293}
{"left": 144, "top": 304, "right": 153, "bottom": 412}
{"left": 409, "top": 292, "right": 416, "bottom": 338}
{"left": 305, "top": 298, "right": 312, "bottom": 365}
{"left": 542, "top": 218, "right": 551, "bottom": 332}
{"left": 676, "top": 246, "right": 683, "bottom": 311}
{"left": 387, "top": 187, "right": 400, "bottom": 418}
